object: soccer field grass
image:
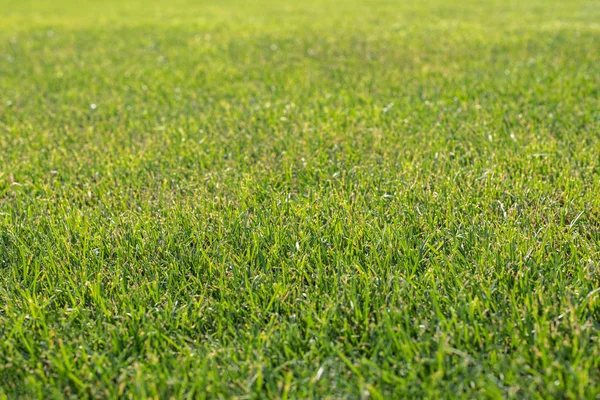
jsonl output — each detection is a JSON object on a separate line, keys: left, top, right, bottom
{"left": 1, "top": 0, "right": 599, "bottom": 397}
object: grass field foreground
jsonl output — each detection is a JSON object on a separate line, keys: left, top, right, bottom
{"left": 1, "top": 0, "right": 600, "bottom": 397}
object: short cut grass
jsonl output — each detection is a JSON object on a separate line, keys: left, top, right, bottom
{"left": 1, "top": 0, "right": 600, "bottom": 397}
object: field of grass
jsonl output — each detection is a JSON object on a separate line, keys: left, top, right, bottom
{"left": 1, "top": 0, "right": 600, "bottom": 397}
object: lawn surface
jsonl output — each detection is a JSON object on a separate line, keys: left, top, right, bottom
{"left": 1, "top": 0, "right": 600, "bottom": 397}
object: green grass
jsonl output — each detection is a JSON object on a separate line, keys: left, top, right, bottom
{"left": 1, "top": 0, "right": 600, "bottom": 397}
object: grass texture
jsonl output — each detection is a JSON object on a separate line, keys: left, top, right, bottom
{"left": 1, "top": 0, "right": 600, "bottom": 397}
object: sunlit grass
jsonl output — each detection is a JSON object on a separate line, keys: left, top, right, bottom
{"left": 1, "top": 0, "right": 600, "bottom": 397}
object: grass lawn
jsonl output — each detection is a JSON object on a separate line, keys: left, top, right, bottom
{"left": 1, "top": 0, "right": 600, "bottom": 397}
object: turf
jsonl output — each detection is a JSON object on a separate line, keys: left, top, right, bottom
{"left": 1, "top": 0, "right": 600, "bottom": 398}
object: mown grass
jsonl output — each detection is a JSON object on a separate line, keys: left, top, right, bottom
{"left": 1, "top": 0, "right": 600, "bottom": 397}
